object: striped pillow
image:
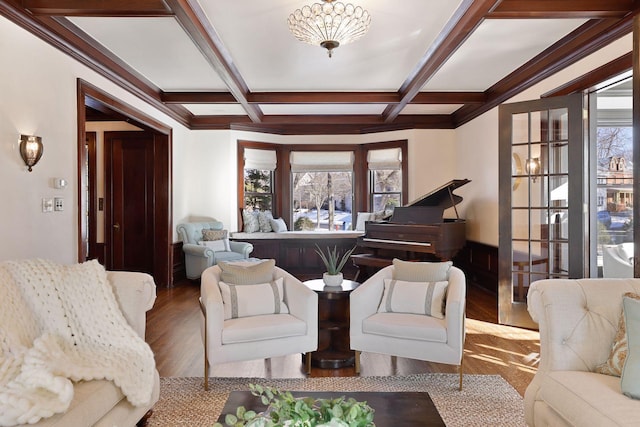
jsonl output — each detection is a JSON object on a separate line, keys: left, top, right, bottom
{"left": 377, "top": 278, "right": 448, "bottom": 319}
{"left": 218, "top": 277, "right": 289, "bottom": 319}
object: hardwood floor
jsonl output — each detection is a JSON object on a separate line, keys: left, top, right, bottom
{"left": 146, "top": 280, "right": 539, "bottom": 396}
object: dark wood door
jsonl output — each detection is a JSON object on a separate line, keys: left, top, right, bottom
{"left": 105, "top": 131, "right": 155, "bottom": 274}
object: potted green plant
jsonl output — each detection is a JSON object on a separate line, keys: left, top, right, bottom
{"left": 214, "top": 384, "right": 375, "bottom": 427}
{"left": 314, "top": 245, "right": 356, "bottom": 287}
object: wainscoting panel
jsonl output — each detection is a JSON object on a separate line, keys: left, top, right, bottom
{"left": 454, "top": 241, "right": 498, "bottom": 294}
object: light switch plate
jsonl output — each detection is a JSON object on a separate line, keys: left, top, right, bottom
{"left": 42, "top": 198, "right": 53, "bottom": 213}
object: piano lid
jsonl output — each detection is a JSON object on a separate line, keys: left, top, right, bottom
{"left": 405, "top": 179, "right": 471, "bottom": 209}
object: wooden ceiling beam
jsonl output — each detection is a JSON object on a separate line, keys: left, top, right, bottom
{"left": 235, "top": 116, "right": 454, "bottom": 135}
{"left": 542, "top": 52, "right": 632, "bottom": 98}
{"left": 161, "top": 91, "right": 237, "bottom": 104}
{"left": 165, "top": 0, "right": 263, "bottom": 123}
{"left": 190, "top": 114, "right": 455, "bottom": 134}
{"left": 487, "top": 0, "right": 634, "bottom": 19}
{"left": 22, "top": 0, "right": 173, "bottom": 16}
{"left": 163, "top": 91, "right": 486, "bottom": 105}
{"left": 0, "top": 2, "right": 192, "bottom": 127}
{"left": 453, "top": 16, "right": 633, "bottom": 126}
{"left": 382, "top": 0, "right": 502, "bottom": 123}
{"left": 248, "top": 92, "right": 401, "bottom": 104}
{"left": 411, "top": 92, "right": 486, "bottom": 104}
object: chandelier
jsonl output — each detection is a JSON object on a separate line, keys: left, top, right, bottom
{"left": 288, "top": 0, "right": 371, "bottom": 58}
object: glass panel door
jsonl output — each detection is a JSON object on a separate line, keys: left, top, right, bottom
{"left": 499, "top": 93, "right": 586, "bottom": 328}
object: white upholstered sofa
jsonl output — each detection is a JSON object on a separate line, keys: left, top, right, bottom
{"left": 6, "top": 269, "right": 160, "bottom": 427}
{"left": 525, "top": 278, "right": 640, "bottom": 426}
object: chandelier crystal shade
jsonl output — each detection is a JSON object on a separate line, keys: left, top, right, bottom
{"left": 288, "top": 0, "right": 371, "bottom": 58}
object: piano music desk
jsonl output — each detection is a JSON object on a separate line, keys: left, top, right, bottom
{"left": 303, "top": 279, "right": 360, "bottom": 369}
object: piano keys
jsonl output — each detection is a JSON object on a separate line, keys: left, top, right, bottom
{"left": 353, "top": 179, "right": 470, "bottom": 280}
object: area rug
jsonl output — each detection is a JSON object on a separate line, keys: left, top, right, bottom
{"left": 148, "top": 374, "right": 524, "bottom": 426}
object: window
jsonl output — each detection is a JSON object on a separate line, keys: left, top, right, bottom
{"left": 243, "top": 148, "right": 276, "bottom": 211}
{"left": 237, "top": 140, "right": 407, "bottom": 232}
{"left": 368, "top": 148, "right": 402, "bottom": 212}
{"left": 291, "top": 151, "right": 354, "bottom": 231}
{"left": 592, "top": 77, "right": 633, "bottom": 277}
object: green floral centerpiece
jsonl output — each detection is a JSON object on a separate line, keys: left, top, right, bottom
{"left": 314, "top": 245, "right": 356, "bottom": 287}
{"left": 214, "top": 384, "right": 375, "bottom": 427}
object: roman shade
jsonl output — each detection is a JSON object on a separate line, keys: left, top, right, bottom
{"left": 367, "top": 147, "right": 402, "bottom": 170}
{"left": 290, "top": 151, "right": 355, "bottom": 172}
{"left": 245, "top": 148, "right": 277, "bottom": 171}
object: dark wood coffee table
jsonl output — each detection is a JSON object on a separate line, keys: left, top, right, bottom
{"left": 217, "top": 391, "right": 445, "bottom": 426}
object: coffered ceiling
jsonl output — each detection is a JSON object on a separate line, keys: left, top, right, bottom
{"left": 1, "top": 1, "right": 637, "bottom": 134}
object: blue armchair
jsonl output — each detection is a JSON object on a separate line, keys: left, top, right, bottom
{"left": 176, "top": 221, "right": 254, "bottom": 280}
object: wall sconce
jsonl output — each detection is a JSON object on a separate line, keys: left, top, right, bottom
{"left": 525, "top": 157, "right": 541, "bottom": 183}
{"left": 19, "top": 134, "right": 43, "bottom": 172}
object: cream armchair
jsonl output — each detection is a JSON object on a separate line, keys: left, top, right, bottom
{"left": 350, "top": 264, "right": 466, "bottom": 389}
{"left": 200, "top": 263, "right": 318, "bottom": 390}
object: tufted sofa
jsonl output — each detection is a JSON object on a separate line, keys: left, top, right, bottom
{"left": 177, "top": 221, "right": 254, "bottom": 279}
{"left": 525, "top": 278, "right": 640, "bottom": 426}
{"left": 12, "top": 270, "right": 160, "bottom": 427}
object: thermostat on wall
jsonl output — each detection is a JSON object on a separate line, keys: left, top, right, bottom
{"left": 54, "top": 178, "right": 67, "bottom": 189}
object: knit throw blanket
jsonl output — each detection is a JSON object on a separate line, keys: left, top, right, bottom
{"left": 0, "top": 259, "right": 156, "bottom": 426}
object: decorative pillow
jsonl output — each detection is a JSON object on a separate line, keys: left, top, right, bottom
{"left": 219, "top": 259, "right": 275, "bottom": 285}
{"left": 258, "top": 211, "right": 274, "bottom": 232}
{"left": 392, "top": 258, "right": 452, "bottom": 282}
{"left": 218, "top": 277, "right": 289, "bottom": 319}
{"left": 201, "top": 229, "right": 230, "bottom": 251}
{"left": 377, "top": 278, "right": 448, "bottom": 319}
{"left": 199, "top": 240, "right": 228, "bottom": 252}
{"left": 202, "top": 229, "right": 227, "bottom": 241}
{"left": 355, "top": 212, "right": 372, "bottom": 231}
{"left": 269, "top": 218, "right": 288, "bottom": 232}
{"left": 596, "top": 292, "right": 640, "bottom": 376}
{"left": 242, "top": 210, "right": 260, "bottom": 233}
{"left": 621, "top": 295, "right": 640, "bottom": 399}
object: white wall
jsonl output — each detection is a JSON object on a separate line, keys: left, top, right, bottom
{"left": 455, "top": 34, "right": 633, "bottom": 246}
{"left": 0, "top": 16, "right": 191, "bottom": 263}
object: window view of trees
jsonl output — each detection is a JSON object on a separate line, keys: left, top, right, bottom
{"left": 371, "top": 169, "right": 402, "bottom": 212}
{"left": 292, "top": 171, "right": 353, "bottom": 231}
{"left": 596, "top": 126, "right": 633, "bottom": 247}
{"left": 244, "top": 169, "right": 273, "bottom": 211}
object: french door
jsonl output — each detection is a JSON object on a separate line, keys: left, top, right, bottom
{"left": 498, "top": 93, "right": 587, "bottom": 328}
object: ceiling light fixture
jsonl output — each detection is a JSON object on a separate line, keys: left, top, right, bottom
{"left": 288, "top": 0, "right": 371, "bottom": 58}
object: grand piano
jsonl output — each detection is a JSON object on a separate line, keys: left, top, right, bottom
{"left": 352, "top": 179, "right": 470, "bottom": 280}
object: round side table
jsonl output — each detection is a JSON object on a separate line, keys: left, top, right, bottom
{"left": 303, "top": 279, "right": 359, "bottom": 369}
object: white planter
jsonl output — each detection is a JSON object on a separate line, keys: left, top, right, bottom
{"left": 322, "top": 272, "right": 343, "bottom": 287}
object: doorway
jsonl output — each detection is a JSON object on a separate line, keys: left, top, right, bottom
{"left": 498, "top": 93, "right": 587, "bottom": 328}
{"left": 77, "top": 79, "right": 173, "bottom": 287}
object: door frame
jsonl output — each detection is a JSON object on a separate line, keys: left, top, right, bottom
{"left": 76, "top": 79, "right": 173, "bottom": 286}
